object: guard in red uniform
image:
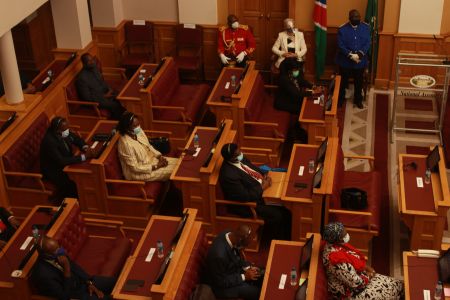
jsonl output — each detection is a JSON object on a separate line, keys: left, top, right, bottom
{"left": 218, "top": 15, "right": 256, "bottom": 68}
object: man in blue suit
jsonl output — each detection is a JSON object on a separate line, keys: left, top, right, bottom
{"left": 336, "top": 9, "right": 371, "bottom": 109}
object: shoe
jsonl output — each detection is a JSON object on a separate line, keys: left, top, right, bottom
{"left": 355, "top": 102, "right": 364, "bottom": 109}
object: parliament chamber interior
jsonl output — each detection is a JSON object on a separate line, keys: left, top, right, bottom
{"left": 0, "top": 0, "right": 449, "bottom": 299}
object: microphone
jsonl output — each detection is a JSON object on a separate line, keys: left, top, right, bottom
{"left": 32, "top": 225, "right": 40, "bottom": 245}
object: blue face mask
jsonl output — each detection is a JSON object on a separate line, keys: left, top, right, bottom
{"left": 292, "top": 70, "right": 300, "bottom": 78}
{"left": 133, "top": 126, "right": 142, "bottom": 135}
{"left": 236, "top": 152, "right": 244, "bottom": 162}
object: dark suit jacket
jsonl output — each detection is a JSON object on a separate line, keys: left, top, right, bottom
{"left": 40, "top": 130, "right": 86, "bottom": 179}
{"left": 31, "top": 256, "right": 90, "bottom": 300}
{"left": 219, "top": 157, "right": 265, "bottom": 205}
{"left": 0, "top": 207, "right": 15, "bottom": 242}
{"left": 75, "top": 67, "right": 110, "bottom": 104}
{"left": 205, "top": 231, "right": 250, "bottom": 294}
{"left": 275, "top": 74, "right": 313, "bottom": 114}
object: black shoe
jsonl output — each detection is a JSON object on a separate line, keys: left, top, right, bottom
{"left": 355, "top": 102, "right": 364, "bottom": 109}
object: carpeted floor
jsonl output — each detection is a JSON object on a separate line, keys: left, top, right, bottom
{"left": 371, "top": 93, "right": 390, "bottom": 275}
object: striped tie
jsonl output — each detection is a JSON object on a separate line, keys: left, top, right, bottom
{"left": 241, "top": 163, "right": 263, "bottom": 181}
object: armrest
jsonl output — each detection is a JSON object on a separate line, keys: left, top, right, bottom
{"left": 84, "top": 217, "right": 125, "bottom": 237}
{"left": 105, "top": 179, "right": 145, "bottom": 186}
{"left": 144, "top": 130, "right": 172, "bottom": 137}
{"left": 240, "top": 147, "right": 272, "bottom": 154}
{"left": 4, "top": 171, "right": 46, "bottom": 191}
{"left": 152, "top": 105, "right": 185, "bottom": 111}
{"left": 102, "top": 67, "right": 127, "bottom": 81}
{"left": 67, "top": 100, "right": 99, "bottom": 106}
{"left": 264, "top": 84, "right": 278, "bottom": 90}
{"left": 244, "top": 121, "right": 278, "bottom": 127}
{"left": 328, "top": 209, "right": 374, "bottom": 231}
{"left": 215, "top": 199, "right": 258, "bottom": 219}
{"left": 344, "top": 154, "right": 375, "bottom": 170}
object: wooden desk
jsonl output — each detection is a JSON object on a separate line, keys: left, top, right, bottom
{"left": 64, "top": 120, "right": 118, "bottom": 217}
{"left": 299, "top": 76, "right": 340, "bottom": 145}
{"left": 0, "top": 199, "right": 77, "bottom": 299}
{"left": 206, "top": 62, "right": 255, "bottom": 127}
{"left": 260, "top": 233, "right": 322, "bottom": 300}
{"left": 170, "top": 119, "right": 236, "bottom": 233}
{"left": 117, "top": 63, "right": 157, "bottom": 128}
{"left": 281, "top": 138, "right": 338, "bottom": 241}
{"left": 112, "top": 208, "right": 202, "bottom": 300}
{"left": 398, "top": 147, "right": 450, "bottom": 250}
{"left": 403, "top": 251, "right": 450, "bottom": 300}
{"left": 32, "top": 59, "right": 67, "bottom": 93}
{"left": 263, "top": 171, "right": 286, "bottom": 205}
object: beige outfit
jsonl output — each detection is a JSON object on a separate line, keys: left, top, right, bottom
{"left": 272, "top": 30, "right": 307, "bottom": 68}
{"left": 117, "top": 131, "right": 177, "bottom": 181}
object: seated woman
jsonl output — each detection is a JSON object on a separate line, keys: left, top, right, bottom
{"left": 219, "top": 143, "right": 291, "bottom": 240}
{"left": 117, "top": 112, "right": 177, "bottom": 181}
{"left": 275, "top": 59, "right": 321, "bottom": 114}
{"left": 272, "top": 18, "right": 307, "bottom": 71}
{"left": 322, "top": 222, "right": 404, "bottom": 299}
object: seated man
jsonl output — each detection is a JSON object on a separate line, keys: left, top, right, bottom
{"left": 275, "top": 59, "right": 321, "bottom": 115}
{"left": 219, "top": 143, "right": 291, "bottom": 240}
{"left": 205, "top": 225, "right": 262, "bottom": 300}
{"left": 117, "top": 112, "right": 178, "bottom": 181}
{"left": 31, "top": 236, "right": 116, "bottom": 300}
{"left": 218, "top": 14, "right": 256, "bottom": 68}
{"left": 40, "top": 116, "right": 98, "bottom": 202}
{"left": 0, "top": 207, "right": 20, "bottom": 249}
{"left": 76, "top": 53, "right": 125, "bottom": 120}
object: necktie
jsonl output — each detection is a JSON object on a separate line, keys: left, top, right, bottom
{"left": 241, "top": 163, "right": 263, "bottom": 181}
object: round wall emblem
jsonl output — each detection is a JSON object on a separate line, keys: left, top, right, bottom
{"left": 410, "top": 75, "right": 436, "bottom": 88}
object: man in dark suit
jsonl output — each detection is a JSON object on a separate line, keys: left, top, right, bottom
{"left": 205, "top": 225, "right": 261, "bottom": 300}
{"left": 40, "top": 117, "right": 98, "bottom": 202}
{"left": 0, "top": 207, "right": 20, "bottom": 249}
{"left": 219, "top": 143, "right": 291, "bottom": 240}
{"left": 76, "top": 53, "right": 125, "bottom": 120}
{"left": 31, "top": 236, "right": 115, "bottom": 300}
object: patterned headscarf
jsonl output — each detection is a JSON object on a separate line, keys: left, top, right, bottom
{"left": 322, "top": 222, "right": 344, "bottom": 244}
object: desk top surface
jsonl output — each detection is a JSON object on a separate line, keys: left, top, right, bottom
{"left": 400, "top": 156, "right": 435, "bottom": 212}
{"left": 261, "top": 241, "right": 303, "bottom": 300}
{"left": 117, "top": 64, "right": 157, "bottom": 99}
{"left": 300, "top": 96, "right": 326, "bottom": 122}
{"left": 283, "top": 145, "right": 318, "bottom": 200}
{"left": 0, "top": 207, "right": 55, "bottom": 281}
{"left": 32, "top": 60, "right": 67, "bottom": 92}
{"left": 207, "top": 68, "right": 243, "bottom": 104}
{"left": 404, "top": 253, "right": 445, "bottom": 300}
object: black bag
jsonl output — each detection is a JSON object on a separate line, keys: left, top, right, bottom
{"left": 149, "top": 137, "right": 170, "bottom": 155}
{"left": 189, "top": 284, "right": 216, "bottom": 300}
{"left": 340, "top": 187, "right": 368, "bottom": 210}
{"left": 439, "top": 248, "right": 450, "bottom": 283}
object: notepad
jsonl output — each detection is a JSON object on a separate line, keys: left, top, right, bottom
{"left": 423, "top": 289, "right": 430, "bottom": 300}
{"left": 20, "top": 236, "right": 33, "bottom": 250}
{"left": 416, "top": 177, "right": 424, "bottom": 188}
{"left": 313, "top": 98, "right": 320, "bottom": 104}
{"left": 225, "top": 82, "right": 230, "bottom": 89}
{"left": 145, "top": 248, "right": 155, "bottom": 262}
{"left": 90, "top": 141, "right": 98, "bottom": 149}
{"left": 299, "top": 278, "right": 306, "bottom": 286}
{"left": 193, "top": 147, "right": 201, "bottom": 157}
{"left": 298, "top": 166, "right": 304, "bottom": 176}
{"left": 444, "top": 287, "right": 450, "bottom": 296}
{"left": 278, "top": 274, "right": 287, "bottom": 289}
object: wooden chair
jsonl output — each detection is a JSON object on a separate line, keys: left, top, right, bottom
{"left": 172, "top": 24, "right": 204, "bottom": 81}
{"left": 121, "top": 21, "right": 155, "bottom": 75}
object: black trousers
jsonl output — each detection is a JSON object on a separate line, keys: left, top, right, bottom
{"left": 82, "top": 276, "right": 116, "bottom": 300}
{"left": 338, "top": 66, "right": 364, "bottom": 106}
{"left": 214, "top": 282, "right": 260, "bottom": 300}
{"left": 98, "top": 97, "right": 125, "bottom": 120}
{"left": 44, "top": 170, "right": 78, "bottom": 203}
{"left": 256, "top": 204, "right": 292, "bottom": 240}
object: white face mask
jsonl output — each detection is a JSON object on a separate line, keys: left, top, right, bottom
{"left": 61, "top": 129, "right": 70, "bottom": 138}
{"left": 342, "top": 233, "right": 350, "bottom": 243}
{"left": 133, "top": 126, "right": 142, "bottom": 135}
{"left": 231, "top": 21, "right": 239, "bottom": 29}
{"left": 236, "top": 152, "right": 244, "bottom": 162}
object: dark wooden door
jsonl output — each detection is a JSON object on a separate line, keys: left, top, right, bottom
{"left": 229, "top": 0, "right": 289, "bottom": 70}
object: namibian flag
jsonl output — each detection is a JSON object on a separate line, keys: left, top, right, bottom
{"left": 313, "top": 0, "right": 327, "bottom": 79}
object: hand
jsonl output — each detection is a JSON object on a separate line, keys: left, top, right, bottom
{"left": 261, "top": 176, "right": 272, "bottom": 190}
{"left": 349, "top": 53, "right": 359, "bottom": 62}
{"left": 365, "top": 265, "right": 376, "bottom": 278}
{"left": 356, "top": 51, "right": 364, "bottom": 59}
{"left": 220, "top": 53, "right": 231, "bottom": 65}
{"left": 236, "top": 51, "right": 247, "bottom": 63}
{"left": 104, "top": 88, "right": 115, "bottom": 98}
{"left": 282, "top": 52, "right": 292, "bottom": 58}
{"left": 8, "top": 216, "right": 20, "bottom": 229}
{"left": 313, "top": 86, "right": 324, "bottom": 94}
{"left": 244, "top": 268, "right": 260, "bottom": 281}
{"left": 88, "top": 284, "right": 104, "bottom": 299}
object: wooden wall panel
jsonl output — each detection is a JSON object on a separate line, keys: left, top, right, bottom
{"left": 153, "top": 23, "right": 176, "bottom": 60}
{"left": 203, "top": 26, "right": 221, "bottom": 80}
{"left": 91, "top": 21, "right": 126, "bottom": 67}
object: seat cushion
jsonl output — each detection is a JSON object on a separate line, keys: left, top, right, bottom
{"left": 68, "top": 104, "right": 110, "bottom": 118}
{"left": 75, "top": 237, "right": 131, "bottom": 277}
{"left": 155, "top": 84, "right": 209, "bottom": 122}
{"left": 332, "top": 171, "right": 381, "bottom": 231}
{"left": 174, "top": 56, "right": 201, "bottom": 71}
{"left": 107, "top": 180, "right": 163, "bottom": 199}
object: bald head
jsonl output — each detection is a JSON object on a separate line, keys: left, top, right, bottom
{"left": 40, "top": 236, "right": 59, "bottom": 255}
{"left": 230, "top": 224, "right": 252, "bottom": 249}
{"left": 349, "top": 9, "right": 361, "bottom": 26}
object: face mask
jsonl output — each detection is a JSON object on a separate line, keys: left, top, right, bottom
{"left": 342, "top": 233, "right": 350, "bottom": 243}
{"left": 231, "top": 21, "right": 239, "bottom": 29}
{"left": 236, "top": 152, "right": 244, "bottom": 162}
{"left": 61, "top": 129, "right": 70, "bottom": 138}
{"left": 350, "top": 19, "right": 360, "bottom": 26}
{"left": 292, "top": 70, "right": 300, "bottom": 78}
{"left": 133, "top": 126, "right": 142, "bottom": 135}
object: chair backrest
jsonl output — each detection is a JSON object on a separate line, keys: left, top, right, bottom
{"left": 176, "top": 24, "right": 203, "bottom": 48}
{"left": 173, "top": 229, "right": 208, "bottom": 300}
{"left": 3, "top": 113, "right": 49, "bottom": 173}
{"left": 53, "top": 204, "right": 88, "bottom": 260}
{"left": 125, "top": 21, "right": 154, "bottom": 45}
{"left": 103, "top": 143, "right": 124, "bottom": 180}
{"left": 150, "top": 59, "right": 180, "bottom": 106}
{"left": 244, "top": 73, "right": 265, "bottom": 121}
{"left": 65, "top": 77, "right": 79, "bottom": 100}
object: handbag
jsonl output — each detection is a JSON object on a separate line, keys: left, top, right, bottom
{"left": 439, "top": 248, "right": 450, "bottom": 283}
{"left": 340, "top": 187, "right": 368, "bottom": 210}
{"left": 149, "top": 137, "right": 170, "bottom": 155}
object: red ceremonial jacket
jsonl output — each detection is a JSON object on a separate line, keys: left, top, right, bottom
{"left": 217, "top": 25, "right": 256, "bottom": 57}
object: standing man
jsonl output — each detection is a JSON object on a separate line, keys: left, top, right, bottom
{"left": 336, "top": 9, "right": 370, "bottom": 109}
{"left": 218, "top": 15, "right": 256, "bottom": 68}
